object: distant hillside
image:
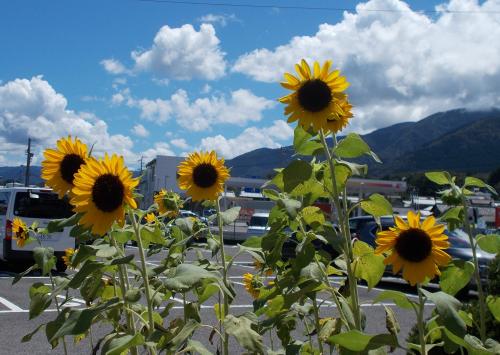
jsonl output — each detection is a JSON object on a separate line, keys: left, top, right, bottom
{"left": 0, "top": 166, "right": 43, "bottom": 185}
{"left": 226, "top": 108, "right": 500, "bottom": 178}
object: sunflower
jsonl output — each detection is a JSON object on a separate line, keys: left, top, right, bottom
{"left": 279, "top": 59, "right": 350, "bottom": 132}
{"left": 71, "top": 154, "right": 139, "bottom": 236}
{"left": 324, "top": 95, "right": 353, "bottom": 134}
{"left": 62, "top": 248, "right": 75, "bottom": 267}
{"left": 243, "top": 273, "right": 261, "bottom": 299}
{"left": 253, "top": 258, "right": 273, "bottom": 277}
{"left": 145, "top": 213, "right": 156, "bottom": 224}
{"left": 177, "top": 151, "right": 230, "bottom": 201}
{"left": 12, "top": 217, "right": 29, "bottom": 248}
{"left": 41, "top": 136, "right": 88, "bottom": 198}
{"left": 375, "top": 211, "right": 451, "bottom": 286}
{"left": 154, "top": 189, "right": 182, "bottom": 217}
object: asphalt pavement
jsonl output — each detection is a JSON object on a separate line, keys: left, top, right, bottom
{"left": 0, "top": 243, "right": 436, "bottom": 354}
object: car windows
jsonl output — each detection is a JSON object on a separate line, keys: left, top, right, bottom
{"left": 0, "top": 191, "right": 10, "bottom": 215}
{"left": 249, "top": 216, "right": 268, "bottom": 227}
{"left": 14, "top": 192, "right": 73, "bottom": 219}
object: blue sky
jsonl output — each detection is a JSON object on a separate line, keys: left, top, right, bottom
{"left": 1, "top": 0, "right": 499, "bottom": 168}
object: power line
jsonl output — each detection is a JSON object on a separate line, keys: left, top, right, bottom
{"left": 138, "top": 0, "right": 500, "bottom": 14}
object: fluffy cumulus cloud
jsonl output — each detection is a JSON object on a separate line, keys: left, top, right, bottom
{"left": 101, "top": 58, "right": 128, "bottom": 75}
{"left": 131, "top": 124, "right": 149, "bottom": 138}
{"left": 233, "top": 0, "right": 500, "bottom": 132}
{"left": 123, "top": 88, "right": 275, "bottom": 130}
{"left": 170, "top": 138, "right": 190, "bottom": 150}
{"left": 132, "top": 24, "right": 227, "bottom": 80}
{"left": 199, "top": 120, "right": 293, "bottom": 158}
{"left": 0, "top": 76, "right": 135, "bottom": 165}
{"left": 141, "top": 142, "right": 175, "bottom": 163}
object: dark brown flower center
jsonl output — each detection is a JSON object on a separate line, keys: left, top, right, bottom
{"left": 192, "top": 163, "right": 218, "bottom": 188}
{"left": 297, "top": 79, "right": 332, "bottom": 112}
{"left": 92, "top": 174, "right": 124, "bottom": 212}
{"left": 395, "top": 228, "right": 432, "bottom": 262}
{"left": 60, "top": 154, "right": 85, "bottom": 184}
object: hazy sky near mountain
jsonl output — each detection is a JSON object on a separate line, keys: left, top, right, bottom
{"left": 1, "top": 0, "right": 500, "bottom": 167}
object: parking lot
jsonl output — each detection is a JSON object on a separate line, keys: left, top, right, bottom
{"left": 0, "top": 242, "right": 437, "bottom": 354}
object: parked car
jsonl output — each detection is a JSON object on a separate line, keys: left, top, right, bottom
{"left": 348, "top": 215, "right": 495, "bottom": 284}
{"left": 0, "top": 187, "right": 76, "bottom": 272}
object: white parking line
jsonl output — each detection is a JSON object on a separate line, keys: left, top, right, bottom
{"left": 0, "top": 296, "right": 23, "bottom": 312}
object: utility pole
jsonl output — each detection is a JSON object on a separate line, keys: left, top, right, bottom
{"left": 25, "top": 138, "right": 34, "bottom": 187}
{"left": 139, "top": 156, "right": 144, "bottom": 173}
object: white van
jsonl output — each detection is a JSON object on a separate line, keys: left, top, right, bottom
{"left": 0, "top": 187, "right": 75, "bottom": 271}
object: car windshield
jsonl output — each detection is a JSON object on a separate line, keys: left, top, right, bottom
{"left": 249, "top": 216, "right": 268, "bottom": 227}
{"left": 14, "top": 191, "right": 73, "bottom": 219}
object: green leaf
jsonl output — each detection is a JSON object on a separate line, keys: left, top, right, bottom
{"left": 163, "top": 264, "right": 218, "bottom": 292}
{"left": 486, "top": 295, "right": 500, "bottom": 322}
{"left": 50, "top": 298, "right": 120, "bottom": 341}
{"left": 220, "top": 206, "right": 242, "bottom": 225}
{"left": 464, "top": 177, "right": 486, "bottom": 188}
{"left": 352, "top": 241, "right": 385, "bottom": 290}
{"left": 110, "top": 229, "right": 134, "bottom": 244}
{"left": 80, "top": 271, "right": 104, "bottom": 303}
{"left": 333, "top": 133, "right": 371, "bottom": 159}
{"left": 328, "top": 330, "right": 397, "bottom": 352}
{"left": 72, "top": 245, "right": 97, "bottom": 266}
{"left": 425, "top": 171, "right": 453, "bottom": 185}
{"left": 102, "top": 333, "right": 145, "bottom": 355}
{"left": 46, "top": 213, "right": 80, "bottom": 233}
{"left": 439, "top": 206, "right": 464, "bottom": 224}
{"left": 224, "top": 314, "right": 264, "bottom": 354}
{"left": 323, "top": 162, "right": 352, "bottom": 192}
{"left": 301, "top": 206, "right": 325, "bottom": 227}
{"left": 361, "top": 194, "right": 393, "bottom": 217}
{"left": 282, "top": 160, "right": 312, "bottom": 193}
{"left": 68, "top": 260, "right": 104, "bottom": 288}
{"left": 277, "top": 198, "right": 302, "bottom": 219}
{"left": 29, "top": 283, "right": 52, "bottom": 319}
{"left": 33, "top": 247, "right": 55, "bottom": 276}
{"left": 421, "top": 290, "right": 466, "bottom": 338}
{"left": 109, "top": 254, "right": 134, "bottom": 265}
{"left": 125, "top": 288, "right": 142, "bottom": 303}
{"left": 476, "top": 234, "right": 500, "bottom": 254}
{"left": 372, "top": 290, "right": 414, "bottom": 309}
{"left": 440, "top": 260, "right": 475, "bottom": 295}
{"left": 12, "top": 264, "right": 37, "bottom": 285}
{"left": 293, "top": 125, "right": 322, "bottom": 155}
{"left": 21, "top": 324, "right": 45, "bottom": 343}
{"left": 95, "top": 245, "right": 117, "bottom": 258}
{"left": 140, "top": 224, "right": 166, "bottom": 247}
{"left": 183, "top": 339, "right": 212, "bottom": 355}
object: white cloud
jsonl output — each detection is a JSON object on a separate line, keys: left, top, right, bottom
{"left": 201, "top": 84, "right": 212, "bottom": 94}
{"left": 198, "top": 13, "right": 238, "bottom": 27}
{"left": 199, "top": 120, "right": 293, "bottom": 158}
{"left": 141, "top": 142, "right": 175, "bottom": 163}
{"left": 124, "top": 88, "right": 275, "bottom": 130}
{"left": 0, "top": 76, "right": 136, "bottom": 166}
{"left": 132, "top": 24, "right": 226, "bottom": 80}
{"left": 232, "top": 0, "right": 500, "bottom": 133}
{"left": 131, "top": 124, "right": 149, "bottom": 137}
{"left": 101, "top": 58, "right": 128, "bottom": 75}
{"left": 170, "top": 138, "right": 190, "bottom": 150}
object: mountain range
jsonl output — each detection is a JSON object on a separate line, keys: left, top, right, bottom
{"left": 225, "top": 108, "right": 500, "bottom": 178}
{"left": 1, "top": 108, "right": 499, "bottom": 184}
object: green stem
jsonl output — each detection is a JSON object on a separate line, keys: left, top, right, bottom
{"left": 216, "top": 199, "right": 230, "bottom": 355}
{"left": 130, "top": 211, "right": 157, "bottom": 355}
{"left": 109, "top": 236, "right": 138, "bottom": 355}
{"left": 461, "top": 196, "right": 487, "bottom": 342}
{"left": 312, "top": 297, "right": 325, "bottom": 354}
{"left": 319, "top": 130, "right": 361, "bottom": 330}
{"left": 49, "top": 273, "right": 68, "bottom": 355}
{"left": 417, "top": 285, "right": 427, "bottom": 355}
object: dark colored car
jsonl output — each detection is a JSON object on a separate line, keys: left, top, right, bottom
{"left": 348, "top": 216, "right": 495, "bottom": 283}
